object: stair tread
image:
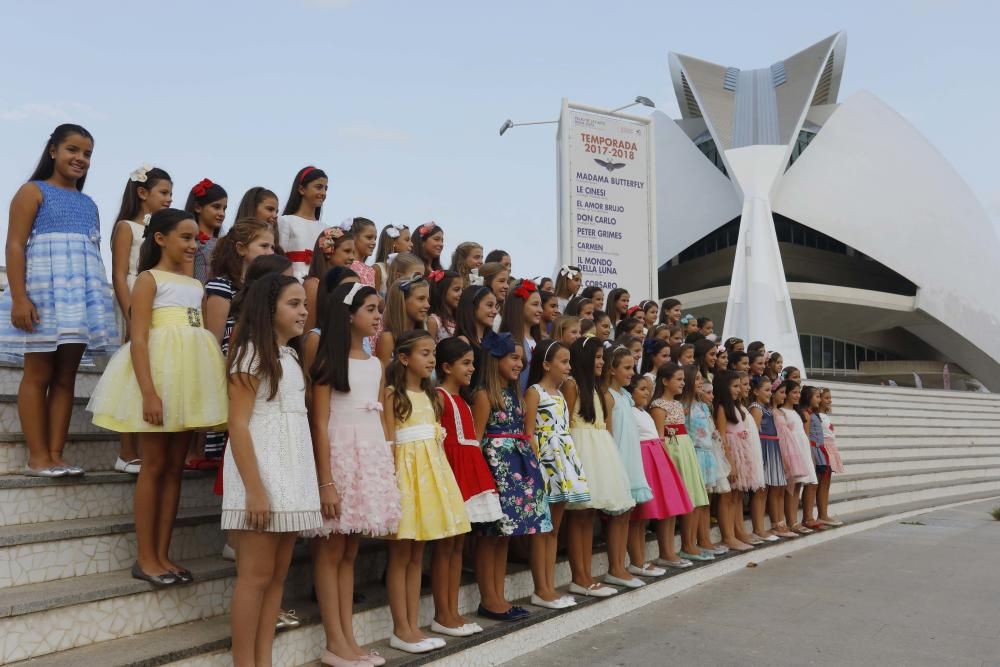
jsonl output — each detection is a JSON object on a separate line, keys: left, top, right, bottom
{"left": 841, "top": 453, "right": 1000, "bottom": 465}
{"left": 0, "top": 432, "right": 116, "bottom": 444}
{"left": 0, "top": 468, "right": 215, "bottom": 490}
{"left": 18, "top": 486, "right": 1000, "bottom": 667}
{"left": 830, "top": 476, "right": 1000, "bottom": 503}
{"left": 0, "top": 506, "right": 220, "bottom": 548}
{"left": 834, "top": 464, "right": 1000, "bottom": 483}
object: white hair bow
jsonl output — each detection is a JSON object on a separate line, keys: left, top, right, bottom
{"left": 387, "top": 252, "right": 399, "bottom": 264}
{"left": 342, "top": 282, "right": 364, "bottom": 305}
{"left": 468, "top": 268, "right": 484, "bottom": 287}
{"left": 559, "top": 264, "right": 577, "bottom": 278}
{"left": 129, "top": 163, "right": 153, "bottom": 183}
{"left": 384, "top": 225, "right": 400, "bottom": 239}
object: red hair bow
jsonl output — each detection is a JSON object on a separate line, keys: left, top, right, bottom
{"left": 627, "top": 305, "right": 642, "bottom": 318}
{"left": 427, "top": 269, "right": 446, "bottom": 283}
{"left": 191, "top": 178, "right": 214, "bottom": 198}
{"left": 418, "top": 222, "right": 437, "bottom": 236}
{"left": 513, "top": 279, "right": 537, "bottom": 301}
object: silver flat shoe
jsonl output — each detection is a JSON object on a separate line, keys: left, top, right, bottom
{"left": 59, "top": 464, "right": 85, "bottom": 476}
{"left": 23, "top": 466, "right": 67, "bottom": 478}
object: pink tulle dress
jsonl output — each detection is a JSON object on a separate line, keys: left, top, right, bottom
{"left": 302, "top": 356, "right": 402, "bottom": 537}
{"left": 723, "top": 406, "right": 765, "bottom": 492}
{"left": 820, "top": 413, "right": 845, "bottom": 473}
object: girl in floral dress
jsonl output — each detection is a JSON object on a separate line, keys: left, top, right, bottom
{"left": 472, "top": 332, "right": 551, "bottom": 622}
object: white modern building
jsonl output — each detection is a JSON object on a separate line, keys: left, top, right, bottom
{"left": 653, "top": 31, "right": 1000, "bottom": 391}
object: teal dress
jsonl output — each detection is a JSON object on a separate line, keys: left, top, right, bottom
{"left": 608, "top": 387, "right": 654, "bottom": 504}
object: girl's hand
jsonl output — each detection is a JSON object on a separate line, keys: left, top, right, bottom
{"left": 728, "top": 471, "right": 737, "bottom": 484}
{"left": 245, "top": 489, "right": 271, "bottom": 531}
{"left": 319, "top": 485, "right": 341, "bottom": 520}
{"left": 142, "top": 392, "right": 164, "bottom": 426}
{"left": 10, "top": 296, "right": 39, "bottom": 332}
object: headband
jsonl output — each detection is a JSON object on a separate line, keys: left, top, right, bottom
{"left": 129, "top": 163, "right": 152, "bottom": 183}
{"left": 543, "top": 341, "right": 561, "bottom": 362}
{"left": 468, "top": 268, "right": 484, "bottom": 287}
{"left": 342, "top": 282, "right": 364, "bottom": 305}
{"left": 299, "top": 166, "right": 316, "bottom": 183}
{"left": 481, "top": 331, "right": 516, "bottom": 358}
{"left": 319, "top": 227, "right": 345, "bottom": 258}
{"left": 191, "top": 178, "right": 214, "bottom": 198}
{"left": 384, "top": 225, "right": 400, "bottom": 239}
{"left": 513, "top": 279, "right": 537, "bottom": 301}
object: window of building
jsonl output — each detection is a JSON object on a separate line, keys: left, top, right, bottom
{"left": 798, "top": 334, "right": 894, "bottom": 374}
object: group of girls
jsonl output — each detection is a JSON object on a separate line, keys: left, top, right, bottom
{"left": 1, "top": 124, "right": 844, "bottom": 667}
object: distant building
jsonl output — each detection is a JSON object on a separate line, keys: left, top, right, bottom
{"left": 653, "top": 32, "right": 1000, "bottom": 390}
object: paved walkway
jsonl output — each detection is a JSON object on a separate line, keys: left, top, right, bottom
{"left": 504, "top": 499, "right": 1000, "bottom": 667}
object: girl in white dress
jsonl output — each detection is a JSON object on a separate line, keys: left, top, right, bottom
{"left": 277, "top": 165, "right": 329, "bottom": 280}
{"left": 222, "top": 273, "right": 323, "bottom": 666}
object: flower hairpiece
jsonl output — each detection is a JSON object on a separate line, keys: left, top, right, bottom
{"left": 427, "top": 269, "right": 446, "bottom": 283}
{"left": 342, "top": 282, "right": 364, "bottom": 305}
{"left": 481, "top": 331, "right": 516, "bottom": 358}
{"left": 191, "top": 178, "right": 215, "bottom": 198}
{"left": 319, "top": 226, "right": 345, "bottom": 257}
{"left": 513, "top": 279, "right": 537, "bottom": 301}
{"left": 468, "top": 268, "right": 484, "bottom": 287}
{"left": 384, "top": 225, "right": 400, "bottom": 239}
{"left": 418, "top": 222, "right": 437, "bottom": 236}
{"left": 129, "top": 163, "right": 152, "bottom": 183}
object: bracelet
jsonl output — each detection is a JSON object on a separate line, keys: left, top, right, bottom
{"left": 318, "top": 482, "right": 336, "bottom": 489}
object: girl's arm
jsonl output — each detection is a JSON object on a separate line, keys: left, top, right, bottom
{"left": 650, "top": 405, "right": 668, "bottom": 455}
{"left": 228, "top": 373, "right": 271, "bottom": 531}
{"left": 374, "top": 262, "right": 384, "bottom": 294}
{"left": 309, "top": 382, "right": 340, "bottom": 520}
{"left": 715, "top": 406, "right": 737, "bottom": 474}
{"left": 303, "top": 277, "right": 320, "bottom": 333}
{"left": 523, "top": 386, "right": 540, "bottom": 455}
{"left": 5, "top": 184, "right": 42, "bottom": 331}
{"left": 427, "top": 315, "right": 439, "bottom": 340}
{"left": 129, "top": 272, "right": 161, "bottom": 425}
{"left": 750, "top": 405, "right": 763, "bottom": 429}
{"left": 203, "top": 294, "right": 230, "bottom": 345}
{"left": 375, "top": 331, "right": 394, "bottom": 367}
{"left": 472, "top": 390, "right": 490, "bottom": 441}
{"left": 563, "top": 378, "right": 578, "bottom": 419}
{"left": 604, "top": 390, "right": 616, "bottom": 435}
{"left": 378, "top": 370, "right": 391, "bottom": 441}
{"left": 301, "top": 332, "right": 320, "bottom": 381}
{"left": 383, "top": 389, "right": 397, "bottom": 443}
{"left": 110, "top": 221, "right": 134, "bottom": 323}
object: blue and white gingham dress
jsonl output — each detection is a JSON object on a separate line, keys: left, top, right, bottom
{"left": 0, "top": 181, "right": 118, "bottom": 355}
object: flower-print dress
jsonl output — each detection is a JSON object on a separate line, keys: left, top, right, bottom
{"left": 480, "top": 388, "right": 552, "bottom": 536}
{"left": 530, "top": 384, "right": 590, "bottom": 504}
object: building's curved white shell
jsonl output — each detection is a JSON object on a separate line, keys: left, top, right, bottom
{"left": 773, "top": 90, "right": 1000, "bottom": 389}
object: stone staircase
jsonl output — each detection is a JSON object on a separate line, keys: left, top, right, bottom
{"left": 1, "top": 367, "right": 998, "bottom": 666}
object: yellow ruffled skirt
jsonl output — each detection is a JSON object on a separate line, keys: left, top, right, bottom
{"left": 88, "top": 306, "right": 228, "bottom": 432}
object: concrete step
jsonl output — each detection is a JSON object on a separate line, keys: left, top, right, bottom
{"left": 22, "top": 487, "right": 1000, "bottom": 667}
{"left": 827, "top": 476, "right": 1000, "bottom": 516}
{"left": 828, "top": 400, "right": 1000, "bottom": 416}
{"left": 839, "top": 453, "right": 1000, "bottom": 475}
{"left": 835, "top": 424, "right": 998, "bottom": 438}
{"left": 822, "top": 381, "right": 999, "bottom": 402}
{"left": 840, "top": 443, "right": 1000, "bottom": 461}
{"left": 829, "top": 414, "right": 1000, "bottom": 427}
{"left": 831, "top": 434, "right": 1000, "bottom": 450}
{"left": 0, "top": 471, "right": 220, "bottom": 528}
{"left": 830, "top": 464, "right": 1000, "bottom": 495}
{"left": 0, "top": 397, "right": 109, "bottom": 436}
{"left": 0, "top": 433, "right": 122, "bottom": 475}
{"left": 0, "top": 364, "right": 103, "bottom": 400}
{"left": 0, "top": 508, "right": 223, "bottom": 589}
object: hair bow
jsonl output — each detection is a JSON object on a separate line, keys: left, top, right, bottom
{"left": 339, "top": 216, "right": 355, "bottom": 231}
{"left": 142, "top": 213, "right": 152, "bottom": 227}
{"left": 481, "top": 331, "right": 516, "bottom": 358}
{"left": 129, "top": 163, "right": 152, "bottom": 183}
{"left": 513, "top": 279, "right": 537, "bottom": 301}
{"left": 626, "top": 305, "right": 642, "bottom": 318}
{"left": 418, "top": 222, "right": 437, "bottom": 236}
{"left": 319, "top": 227, "right": 345, "bottom": 257}
{"left": 342, "top": 282, "right": 364, "bottom": 305}
{"left": 771, "top": 379, "right": 783, "bottom": 392}
{"left": 191, "top": 178, "right": 215, "bottom": 198}
{"left": 398, "top": 276, "right": 426, "bottom": 293}
{"left": 559, "top": 265, "right": 578, "bottom": 278}
{"left": 387, "top": 252, "right": 399, "bottom": 264}
{"left": 715, "top": 344, "right": 726, "bottom": 355}
{"left": 427, "top": 269, "right": 446, "bottom": 283}
{"left": 384, "top": 225, "right": 400, "bottom": 239}
{"left": 468, "top": 268, "right": 484, "bottom": 287}
{"left": 679, "top": 314, "right": 695, "bottom": 325}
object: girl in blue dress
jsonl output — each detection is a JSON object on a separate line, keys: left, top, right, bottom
{"left": 0, "top": 124, "right": 117, "bottom": 477}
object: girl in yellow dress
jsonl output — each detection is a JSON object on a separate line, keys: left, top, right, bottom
{"left": 384, "top": 330, "right": 470, "bottom": 655}
{"left": 88, "top": 208, "right": 227, "bottom": 586}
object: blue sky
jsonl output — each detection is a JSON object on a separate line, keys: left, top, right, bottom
{"left": 2, "top": 0, "right": 998, "bottom": 279}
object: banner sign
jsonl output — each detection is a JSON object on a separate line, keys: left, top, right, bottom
{"left": 557, "top": 102, "right": 656, "bottom": 300}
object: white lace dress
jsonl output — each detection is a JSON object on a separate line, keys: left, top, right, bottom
{"left": 221, "top": 344, "right": 324, "bottom": 532}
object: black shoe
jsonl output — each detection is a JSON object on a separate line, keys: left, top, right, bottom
{"left": 170, "top": 568, "right": 194, "bottom": 583}
{"left": 477, "top": 604, "right": 531, "bottom": 621}
{"left": 131, "top": 563, "right": 179, "bottom": 587}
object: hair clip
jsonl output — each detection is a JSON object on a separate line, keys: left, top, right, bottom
{"left": 513, "top": 279, "right": 537, "bottom": 301}
{"left": 384, "top": 225, "right": 400, "bottom": 239}
{"left": 468, "top": 268, "right": 484, "bottom": 287}
{"left": 129, "top": 163, "right": 152, "bottom": 183}
{"left": 191, "top": 178, "right": 214, "bottom": 198}
{"left": 342, "top": 282, "right": 364, "bottom": 305}
{"left": 481, "top": 331, "right": 516, "bottom": 358}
